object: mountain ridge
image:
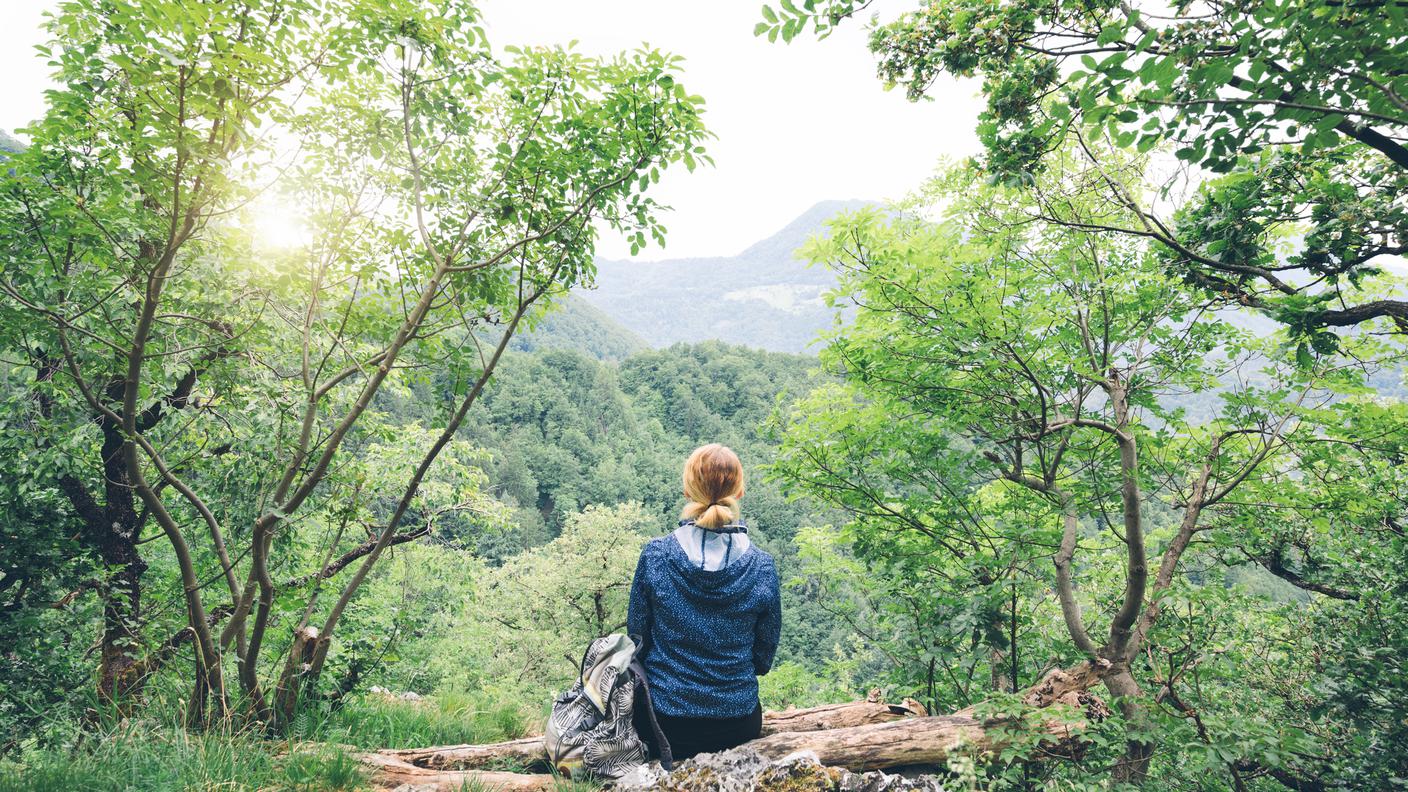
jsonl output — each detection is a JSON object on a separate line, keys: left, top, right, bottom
{"left": 577, "top": 199, "right": 874, "bottom": 353}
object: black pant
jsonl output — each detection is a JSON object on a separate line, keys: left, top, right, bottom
{"left": 634, "top": 699, "right": 763, "bottom": 761}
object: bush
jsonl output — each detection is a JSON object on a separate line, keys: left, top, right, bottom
{"left": 759, "top": 659, "right": 856, "bottom": 710}
{"left": 428, "top": 503, "right": 652, "bottom": 704}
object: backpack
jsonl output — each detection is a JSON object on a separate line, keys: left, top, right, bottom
{"left": 543, "top": 633, "right": 674, "bottom": 779}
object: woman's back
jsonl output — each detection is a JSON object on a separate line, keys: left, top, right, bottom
{"left": 628, "top": 442, "right": 781, "bottom": 759}
{"left": 627, "top": 526, "right": 781, "bottom": 718}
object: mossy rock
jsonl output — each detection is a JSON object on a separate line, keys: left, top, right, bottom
{"left": 753, "top": 760, "right": 843, "bottom": 790}
{"left": 616, "top": 749, "right": 952, "bottom": 791}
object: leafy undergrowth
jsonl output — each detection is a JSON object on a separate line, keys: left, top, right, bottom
{"left": 291, "top": 690, "right": 540, "bottom": 750}
{"left": 0, "top": 691, "right": 569, "bottom": 791}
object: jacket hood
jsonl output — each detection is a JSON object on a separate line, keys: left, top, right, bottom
{"left": 655, "top": 534, "right": 767, "bottom": 603}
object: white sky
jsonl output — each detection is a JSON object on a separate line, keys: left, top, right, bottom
{"left": 0, "top": 0, "right": 982, "bottom": 260}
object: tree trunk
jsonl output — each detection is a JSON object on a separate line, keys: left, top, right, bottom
{"left": 95, "top": 534, "right": 145, "bottom": 703}
{"left": 33, "top": 358, "right": 148, "bottom": 709}
{"left": 274, "top": 625, "right": 324, "bottom": 728}
{"left": 83, "top": 423, "right": 149, "bottom": 705}
{"left": 1104, "top": 666, "right": 1152, "bottom": 784}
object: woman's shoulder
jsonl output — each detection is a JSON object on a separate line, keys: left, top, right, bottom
{"left": 640, "top": 533, "right": 677, "bottom": 560}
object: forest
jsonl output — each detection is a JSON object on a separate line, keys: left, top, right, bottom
{"left": 0, "top": 0, "right": 1404, "bottom": 790}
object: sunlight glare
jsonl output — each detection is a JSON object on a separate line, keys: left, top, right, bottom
{"left": 247, "top": 194, "right": 312, "bottom": 253}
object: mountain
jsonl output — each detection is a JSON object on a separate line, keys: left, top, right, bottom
{"left": 577, "top": 199, "right": 875, "bottom": 353}
{"left": 511, "top": 294, "right": 648, "bottom": 361}
{"left": 0, "top": 130, "right": 23, "bottom": 154}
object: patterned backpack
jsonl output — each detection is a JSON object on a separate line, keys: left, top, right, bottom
{"left": 543, "top": 633, "right": 674, "bottom": 779}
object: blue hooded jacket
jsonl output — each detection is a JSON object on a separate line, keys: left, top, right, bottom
{"left": 626, "top": 524, "right": 781, "bottom": 718}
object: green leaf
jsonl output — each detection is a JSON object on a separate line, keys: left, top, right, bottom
{"left": 1096, "top": 23, "right": 1124, "bottom": 45}
{"left": 1295, "top": 342, "right": 1314, "bottom": 368}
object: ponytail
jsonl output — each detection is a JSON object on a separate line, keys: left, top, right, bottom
{"left": 680, "top": 444, "right": 745, "bottom": 529}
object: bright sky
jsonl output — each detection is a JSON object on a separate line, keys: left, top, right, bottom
{"left": 0, "top": 0, "right": 982, "bottom": 260}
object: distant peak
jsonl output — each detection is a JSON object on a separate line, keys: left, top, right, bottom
{"left": 0, "top": 129, "right": 26, "bottom": 154}
{"left": 737, "top": 199, "right": 879, "bottom": 261}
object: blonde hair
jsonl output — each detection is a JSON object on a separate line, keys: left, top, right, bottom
{"left": 680, "top": 443, "right": 745, "bottom": 529}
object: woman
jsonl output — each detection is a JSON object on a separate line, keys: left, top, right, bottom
{"left": 627, "top": 443, "right": 782, "bottom": 761}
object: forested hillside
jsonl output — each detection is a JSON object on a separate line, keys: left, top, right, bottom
{"left": 369, "top": 339, "right": 855, "bottom": 670}
{"left": 509, "top": 295, "right": 647, "bottom": 361}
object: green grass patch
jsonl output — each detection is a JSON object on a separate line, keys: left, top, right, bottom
{"left": 1, "top": 690, "right": 558, "bottom": 791}
{"left": 290, "top": 690, "right": 536, "bottom": 750}
{"left": 0, "top": 723, "right": 364, "bottom": 792}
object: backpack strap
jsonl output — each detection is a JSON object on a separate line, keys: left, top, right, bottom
{"left": 627, "top": 659, "right": 674, "bottom": 771}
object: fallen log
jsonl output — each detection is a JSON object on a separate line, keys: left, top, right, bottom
{"left": 379, "top": 735, "right": 548, "bottom": 771}
{"left": 747, "top": 661, "right": 1111, "bottom": 770}
{"left": 378, "top": 696, "right": 927, "bottom": 772}
{"left": 744, "top": 711, "right": 1076, "bottom": 771}
{"left": 965, "top": 659, "right": 1109, "bottom": 713}
{"left": 760, "top": 697, "right": 927, "bottom": 736}
{"left": 364, "top": 661, "right": 1111, "bottom": 789}
{"left": 619, "top": 660, "right": 1114, "bottom": 790}
{"left": 359, "top": 752, "right": 556, "bottom": 791}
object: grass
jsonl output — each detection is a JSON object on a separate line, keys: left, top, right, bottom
{"left": 0, "top": 723, "right": 364, "bottom": 792}
{"left": 0, "top": 691, "right": 544, "bottom": 792}
{"left": 291, "top": 689, "right": 537, "bottom": 750}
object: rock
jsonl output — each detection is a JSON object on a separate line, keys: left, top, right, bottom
{"left": 613, "top": 748, "right": 954, "bottom": 792}
{"left": 615, "top": 762, "right": 672, "bottom": 789}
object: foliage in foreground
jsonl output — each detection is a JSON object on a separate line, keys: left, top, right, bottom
{"left": 1, "top": 0, "right": 709, "bottom": 730}
{"left": 0, "top": 726, "right": 364, "bottom": 792}
{"left": 0, "top": 689, "right": 551, "bottom": 792}
{"left": 773, "top": 153, "right": 1408, "bottom": 788}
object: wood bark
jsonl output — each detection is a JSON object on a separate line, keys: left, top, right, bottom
{"left": 360, "top": 752, "right": 557, "bottom": 792}
{"left": 62, "top": 399, "right": 149, "bottom": 704}
{"left": 379, "top": 736, "right": 549, "bottom": 772}
{"left": 744, "top": 714, "right": 1053, "bottom": 771}
{"left": 760, "top": 698, "right": 926, "bottom": 736}
{"left": 714, "top": 662, "right": 1110, "bottom": 773}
